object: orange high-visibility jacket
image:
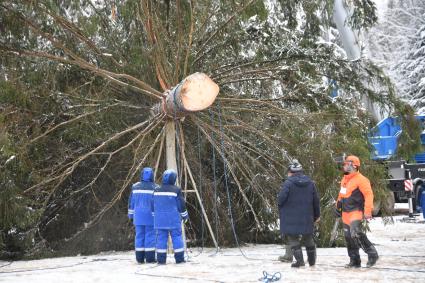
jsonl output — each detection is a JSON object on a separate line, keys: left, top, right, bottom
{"left": 338, "top": 171, "right": 374, "bottom": 225}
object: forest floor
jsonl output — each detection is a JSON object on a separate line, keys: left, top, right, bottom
{"left": 1, "top": 206, "right": 425, "bottom": 283}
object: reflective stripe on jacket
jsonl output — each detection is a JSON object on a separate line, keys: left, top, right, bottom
{"left": 152, "top": 184, "right": 187, "bottom": 230}
{"left": 128, "top": 181, "right": 158, "bottom": 226}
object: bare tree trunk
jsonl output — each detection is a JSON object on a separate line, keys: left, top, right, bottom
{"left": 165, "top": 120, "right": 179, "bottom": 253}
{"left": 165, "top": 121, "right": 178, "bottom": 179}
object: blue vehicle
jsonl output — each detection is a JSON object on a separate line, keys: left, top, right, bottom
{"left": 369, "top": 116, "right": 425, "bottom": 213}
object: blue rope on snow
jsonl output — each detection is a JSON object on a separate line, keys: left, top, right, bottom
{"left": 258, "top": 271, "right": 281, "bottom": 283}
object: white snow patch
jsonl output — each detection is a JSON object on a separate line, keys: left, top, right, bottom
{"left": 1, "top": 215, "right": 425, "bottom": 282}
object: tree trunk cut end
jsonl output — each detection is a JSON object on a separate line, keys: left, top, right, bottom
{"left": 158, "top": 72, "right": 219, "bottom": 118}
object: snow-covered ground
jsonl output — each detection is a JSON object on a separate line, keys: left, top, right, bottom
{"left": 1, "top": 215, "right": 425, "bottom": 283}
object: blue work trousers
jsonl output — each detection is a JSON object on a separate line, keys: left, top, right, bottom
{"left": 135, "top": 225, "right": 156, "bottom": 263}
{"left": 156, "top": 228, "right": 185, "bottom": 264}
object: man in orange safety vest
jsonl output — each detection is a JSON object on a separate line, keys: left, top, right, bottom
{"left": 335, "top": 155, "right": 379, "bottom": 268}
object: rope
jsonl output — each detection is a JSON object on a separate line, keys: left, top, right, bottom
{"left": 0, "top": 258, "right": 131, "bottom": 274}
{"left": 209, "top": 109, "right": 220, "bottom": 254}
{"left": 170, "top": 84, "right": 189, "bottom": 261}
{"left": 216, "top": 101, "right": 237, "bottom": 244}
{"left": 258, "top": 271, "right": 281, "bottom": 283}
{"left": 172, "top": 85, "right": 182, "bottom": 179}
{"left": 197, "top": 125, "right": 205, "bottom": 251}
{"left": 0, "top": 261, "right": 13, "bottom": 268}
{"left": 135, "top": 271, "right": 225, "bottom": 282}
{"left": 317, "top": 263, "right": 425, "bottom": 273}
{"left": 180, "top": 127, "right": 206, "bottom": 259}
{"left": 215, "top": 101, "right": 259, "bottom": 261}
{"left": 170, "top": 84, "right": 214, "bottom": 260}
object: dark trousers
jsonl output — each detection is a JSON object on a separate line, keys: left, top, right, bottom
{"left": 287, "top": 234, "right": 315, "bottom": 250}
{"left": 343, "top": 221, "right": 378, "bottom": 261}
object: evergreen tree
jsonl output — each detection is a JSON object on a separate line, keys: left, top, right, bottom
{"left": 0, "top": 0, "right": 410, "bottom": 257}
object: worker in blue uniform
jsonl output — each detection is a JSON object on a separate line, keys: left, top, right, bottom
{"left": 152, "top": 169, "right": 188, "bottom": 264}
{"left": 128, "top": 167, "right": 158, "bottom": 263}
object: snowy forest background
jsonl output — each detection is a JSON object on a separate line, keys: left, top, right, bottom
{"left": 366, "top": 0, "right": 425, "bottom": 115}
{"left": 0, "top": 0, "right": 424, "bottom": 260}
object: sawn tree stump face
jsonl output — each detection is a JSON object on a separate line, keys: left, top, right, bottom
{"left": 161, "top": 72, "right": 220, "bottom": 118}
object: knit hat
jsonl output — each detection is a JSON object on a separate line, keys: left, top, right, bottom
{"left": 288, "top": 159, "right": 303, "bottom": 173}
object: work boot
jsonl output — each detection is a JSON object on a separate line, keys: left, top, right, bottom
{"left": 306, "top": 246, "right": 316, "bottom": 266}
{"left": 291, "top": 246, "right": 305, "bottom": 268}
{"left": 278, "top": 254, "right": 293, "bottom": 262}
{"left": 175, "top": 251, "right": 185, "bottom": 264}
{"left": 345, "top": 257, "right": 361, "bottom": 268}
{"left": 145, "top": 250, "right": 156, "bottom": 263}
{"left": 157, "top": 252, "right": 167, "bottom": 265}
{"left": 279, "top": 244, "right": 293, "bottom": 262}
{"left": 366, "top": 254, "right": 379, "bottom": 267}
{"left": 135, "top": 251, "right": 145, "bottom": 264}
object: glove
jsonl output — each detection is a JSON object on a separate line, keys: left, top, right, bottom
{"left": 364, "top": 213, "right": 372, "bottom": 220}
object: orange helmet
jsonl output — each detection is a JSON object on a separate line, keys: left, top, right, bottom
{"left": 344, "top": 155, "right": 361, "bottom": 167}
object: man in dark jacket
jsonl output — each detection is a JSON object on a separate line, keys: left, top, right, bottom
{"left": 278, "top": 159, "right": 320, "bottom": 268}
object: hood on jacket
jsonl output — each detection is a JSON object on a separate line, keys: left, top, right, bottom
{"left": 141, "top": 167, "right": 154, "bottom": 182}
{"left": 287, "top": 174, "right": 311, "bottom": 187}
{"left": 162, "top": 169, "right": 177, "bottom": 185}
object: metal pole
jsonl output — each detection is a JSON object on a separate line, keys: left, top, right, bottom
{"left": 405, "top": 169, "right": 414, "bottom": 218}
